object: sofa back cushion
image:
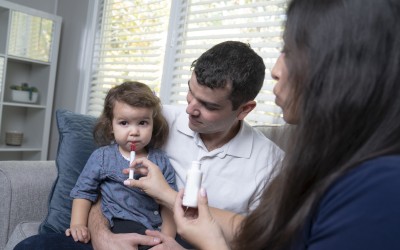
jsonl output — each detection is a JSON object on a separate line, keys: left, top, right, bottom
{"left": 39, "top": 109, "right": 98, "bottom": 233}
{"left": 253, "top": 124, "right": 291, "bottom": 152}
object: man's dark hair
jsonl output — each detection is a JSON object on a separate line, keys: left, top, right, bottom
{"left": 191, "top": 41, "right": 266, "bottom": 110}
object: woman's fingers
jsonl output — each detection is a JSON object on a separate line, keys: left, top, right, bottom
{"left": 196, "top": 187, "right": 211, "bottom": 219}
{"left": 123, "top": 157, "right": 152, "bottom": 175}
{"left": 173, "top": 189, "right": 185, "bottom": 219}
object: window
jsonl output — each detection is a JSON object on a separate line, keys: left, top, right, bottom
{"left": 88, "top": 0, "right": 171, "bottom": 114}
{"left": 8, "top": 11, "right": 54, "bottom": 62}
{"left": 88, "top": 0, "right": 287, "bottom": 125}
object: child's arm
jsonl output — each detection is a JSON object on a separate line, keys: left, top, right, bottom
{"left": 160, "top": 205, "right": 176, "bottom": 237}
{"left": 65, "top": 198, "right": 92, "bottom": 243}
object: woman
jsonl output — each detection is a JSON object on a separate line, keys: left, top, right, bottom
{"left": 173, "top": 0, "right": 400, "bottom": 249}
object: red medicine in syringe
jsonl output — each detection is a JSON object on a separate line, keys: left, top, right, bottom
{"left": 128, "top": 143, "right": 136, "bottom": 179}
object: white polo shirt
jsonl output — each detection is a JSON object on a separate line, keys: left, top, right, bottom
{"left": 162, "top": 105, "right": 283, "bottom": 215}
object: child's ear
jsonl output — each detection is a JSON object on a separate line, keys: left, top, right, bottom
{"left": 237, "top": 100, "right": 256, "bottom": 120}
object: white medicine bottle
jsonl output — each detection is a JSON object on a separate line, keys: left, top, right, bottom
{"left": 182, "top": 161, "right": 203, "bottom": 207}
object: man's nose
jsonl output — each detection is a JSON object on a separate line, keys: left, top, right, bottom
{"left": 186, "top": 99, "right": 200, "bottom": 116}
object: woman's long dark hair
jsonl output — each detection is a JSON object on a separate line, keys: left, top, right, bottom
{"left": 233, "top": 0, "right": 400, "bottom": 249}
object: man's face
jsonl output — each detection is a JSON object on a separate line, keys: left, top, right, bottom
{"left": 186, "top": 73, "right": 242, "bottom": 135}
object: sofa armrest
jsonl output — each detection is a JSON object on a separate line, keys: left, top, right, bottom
{"left": 0, "top": 161, "right": 57, "bottom": 250}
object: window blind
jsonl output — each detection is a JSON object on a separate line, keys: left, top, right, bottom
{"left": 160, "top": 0, "right": 287, "bottom": 125}
{"left": 88, "top": 0, "right": 287, "bottom": 125}
{"left": 88, "top": 0, "right": 171, "bottom": 116}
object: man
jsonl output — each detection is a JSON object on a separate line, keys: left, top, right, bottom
{"left": 15, "top": 41, "right": 282, "bottom": 250}
{"left": 90, "top": 41, "right": 282, "bottom": 249}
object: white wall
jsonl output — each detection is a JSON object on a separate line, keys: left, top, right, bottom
{"left": 49, "top": 0, "right": 95, "bottom": 159}
{"left": 7, "top": 0, "right": 95, "bottom": 159}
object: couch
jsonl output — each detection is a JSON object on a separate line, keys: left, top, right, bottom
{"left": 0, "top": 110, "right": 289, "bottom": 250}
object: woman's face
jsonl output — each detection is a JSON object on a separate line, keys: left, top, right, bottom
{"left": 271, "top": 53, "right": 298, "bottom": 124}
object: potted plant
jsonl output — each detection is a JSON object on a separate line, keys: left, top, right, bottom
{"left": 10, "top": 82, "right": 39, "bottom": 103}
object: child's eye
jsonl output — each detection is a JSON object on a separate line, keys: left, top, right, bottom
{"left": 119, "top": 121, "right": 128, "bottom": 126}
{"left": 139, "top": 121, "right": 148, "bottom": 126}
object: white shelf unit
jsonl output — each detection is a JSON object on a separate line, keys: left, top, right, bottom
{"left": 0, "top": 0, "right": 61, "bottom": 160}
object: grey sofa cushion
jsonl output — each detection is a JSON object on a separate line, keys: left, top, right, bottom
{"left": 5, "top": 222, "right": 41, "bottom": 250}
{"left": 39, "top": 109, "right": 97, "bottom": 233}
{"left": 0, "top": 161, "right": 56, "bottom": 250}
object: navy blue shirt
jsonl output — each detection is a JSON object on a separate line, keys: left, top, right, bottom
{"left": 70, "top": 143, "right": 177, "bottom": 230}
{"left": 292, "top": 155, "right": 400, "bottom": 250}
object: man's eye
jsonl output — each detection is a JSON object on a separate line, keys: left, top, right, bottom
{"left": 205, "top": 105, "right": 218, "bottom": 111}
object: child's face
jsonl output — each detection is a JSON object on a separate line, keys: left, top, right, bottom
{"left": 111, "top": 101, "right": 153, "bottom": 156}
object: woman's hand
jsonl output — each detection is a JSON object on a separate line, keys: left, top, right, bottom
{"left": 123, "top": 157, "right": 177, "bottom": 208}
{"left": 173, "top": 189, "right": 230, "bottom": 250}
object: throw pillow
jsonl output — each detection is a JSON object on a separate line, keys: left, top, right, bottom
{"left": 39, "top": 109, "right": 98, "bottom": 233}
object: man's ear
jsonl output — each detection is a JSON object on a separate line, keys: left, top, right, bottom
{"left": 237, "top": 100, "right": 256, "bottom": 120}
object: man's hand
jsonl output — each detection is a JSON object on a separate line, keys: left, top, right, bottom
{"left": 123, "top": 158, "right": 177, "bottom": 209}
{"left": 145, "top": 230, "right": 186, "bottom": 250}
{"left": 88, "top": 198, "right": 161, "bottom": 250}
{"left": 93, "top": 231, "right": 162, "bottom": 250}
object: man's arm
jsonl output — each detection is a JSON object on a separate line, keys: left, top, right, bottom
{"left": 209, "top": 207, "right": 244, "bottom": 243}
{"left": 87, "top": 199, "right": 111, "bottom": 249}
{"left": 88, "top": 198, "right": 161, "bottom": 250}
{"left": 160, "top": 205, "right": 176, "bottom": 237}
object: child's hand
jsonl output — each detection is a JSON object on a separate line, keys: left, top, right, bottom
{"left": 65, "top": 224, "right": 91, "bottom": 243}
